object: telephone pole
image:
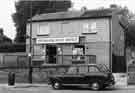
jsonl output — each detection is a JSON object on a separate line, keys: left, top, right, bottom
{"left": 28, "top": 1, "right": 33, "bottom": 83}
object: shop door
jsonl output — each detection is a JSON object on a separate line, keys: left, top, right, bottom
{"left": 46, "top": 45, "right": 57, "bottom": 64}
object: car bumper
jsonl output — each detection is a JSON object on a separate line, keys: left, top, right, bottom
{"left": 104, "top": 80, "right": 115, "bottom": 86}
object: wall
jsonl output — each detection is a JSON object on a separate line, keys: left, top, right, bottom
{"left": 0, "top": 53, "right": 28, "bottom": 67}
{"left": 112, "top": 15, "right": 125, "bottom": 56}
{"left": 27, "top": 18, "right": 110, "bottom": 41}
{"left": 111, "top": 15, "right": 126, "bottom": 72}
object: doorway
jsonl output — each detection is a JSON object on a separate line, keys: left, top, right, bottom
{"left": 46, "top": 45, "right": 57, "bottom": 64}
{"left": 112, "top": 54, "right": 126, "bottom": 72}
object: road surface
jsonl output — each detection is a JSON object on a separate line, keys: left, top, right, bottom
{"left": 0, "top": 84, "right": 134, "bottom": 93}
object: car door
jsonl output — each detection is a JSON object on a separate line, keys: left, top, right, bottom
{"left": 62, "top": 66, "right": 83, "bottom": 84}
{"left": 84, "top": 66, "right": 102, "bottom": 82}
{"left": 77, "top": 66, "right": 89, "bottom": 84}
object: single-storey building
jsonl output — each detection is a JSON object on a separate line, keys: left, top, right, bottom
{"left": 26, "top": 8, "right": 129, "bottom": 73}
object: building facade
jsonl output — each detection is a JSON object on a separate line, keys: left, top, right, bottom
{"left": 26, "top": 8, "right": 128, "bottom": 72}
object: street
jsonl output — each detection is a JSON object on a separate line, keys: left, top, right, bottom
{"left": 0, "top": 84, "right": 135, "bottom": 93}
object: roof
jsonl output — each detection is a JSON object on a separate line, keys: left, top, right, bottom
{"left": 30, "top": 8, "right": 122, "bottom": 22}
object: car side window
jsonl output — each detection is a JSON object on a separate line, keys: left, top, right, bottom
{"left": 67, "top": 67, "right": 77, "bottom": 74}
{"left": 78, "top": 66, "right": 88, "bottom": 74}
{"left": 89, "top": 66, "right": 100, "bottom": 72}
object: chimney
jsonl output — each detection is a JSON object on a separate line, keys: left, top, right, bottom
{"left": 81, "top": 6, "right": 87, "bottom": 12}
{"left": 110, "top": 4, "right": 118, "bottom": 8}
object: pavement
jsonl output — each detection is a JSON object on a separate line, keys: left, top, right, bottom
{"left": 115, "top": 85, "right": 135, "bottom": 90}
{"left": 0, "top": 83, "right": 48, "bottom": 88}
{"left": 0, "top": 83, "right": 135, "bottom": 90}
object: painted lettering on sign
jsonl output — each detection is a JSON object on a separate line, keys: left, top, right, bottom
{"left": 37, "top": 37, "right": 79, "bottom": 44}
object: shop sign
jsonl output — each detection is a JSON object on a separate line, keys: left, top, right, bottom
{"left": 37, "top": 37, "right": 79, "bottom": 44}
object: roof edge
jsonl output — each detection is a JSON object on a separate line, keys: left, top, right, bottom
{"left": 27, "top": 16, "right": 111, "bottom": 23}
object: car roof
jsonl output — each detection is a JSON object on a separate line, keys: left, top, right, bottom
{"left": 71, "top": 64, "right": 99, "bottom": 67}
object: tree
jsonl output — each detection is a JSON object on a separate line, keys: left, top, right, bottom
{"left": 109, "top": 4, "right": 134, "bottom": 19}
{"left": 12, "top": 0, "right": 71, "bottom": 46}
{"left": 0, "top": 28, "right": 14, "bottom": 52}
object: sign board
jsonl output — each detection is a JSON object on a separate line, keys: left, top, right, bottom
{"left": 37, "top": 37, "right": 79, "bottom": 44}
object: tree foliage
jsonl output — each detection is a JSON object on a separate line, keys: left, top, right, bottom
{"left": 12, "top": 0, "right": 71, "bottom": 44}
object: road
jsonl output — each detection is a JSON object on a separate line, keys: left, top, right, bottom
{"left": 0, "top": 71, "right": 133, "bottom": 93}
{"left": 0, "top": 85, "right": 135, "bottom": 93}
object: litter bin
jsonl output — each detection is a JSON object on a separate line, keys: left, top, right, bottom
{"left": 8, "top": 72, "right": 15, "bottom": 86}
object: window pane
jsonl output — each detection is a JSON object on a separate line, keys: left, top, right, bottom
{"left": 38, "top": 24, "right": 50, "bottom": 35}
{"left": 72, "top": 45, "right": 85, "bottom": 61}
{"left": 79, "top": 66, "right": 88, "bottom": 73}
{"left": 82, "top": 22, "right": 97, "bottom": 33}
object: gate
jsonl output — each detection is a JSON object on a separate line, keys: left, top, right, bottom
{"left": 127, "top": 63, "right": 135, "bottom": 85}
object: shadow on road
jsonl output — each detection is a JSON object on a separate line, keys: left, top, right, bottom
{"left": 58, "top": 86, "right": 118, "bottom": 91}
{"left": 13, "top": 85, "right": 48, "bottom": 89}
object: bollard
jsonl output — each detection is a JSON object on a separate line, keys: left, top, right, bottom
{"left": 8, "top": 72, "right": 15, "bottom": 86}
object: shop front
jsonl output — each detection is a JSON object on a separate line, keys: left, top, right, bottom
{"left": 36, "top": 36, "right": 89, "bottom": 65}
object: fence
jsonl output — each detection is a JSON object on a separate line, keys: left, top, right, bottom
{"left": 127, "top": 64, "right": 135, "bottom": 85}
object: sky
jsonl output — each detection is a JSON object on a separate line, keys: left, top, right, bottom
{"left": 0, "top": 0, "right": 135, "bottom": 40}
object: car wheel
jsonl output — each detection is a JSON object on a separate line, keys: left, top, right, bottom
{"left": 52, "top": 81, "right": 61, "bottom": 89}
{"left": 91, "top": 82, "right": 101, "bottom": 91}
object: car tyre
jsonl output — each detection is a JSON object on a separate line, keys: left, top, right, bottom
{"left": 52, "top": 81, "right": 61, "bottom": 89}
{"left": 91, "top": 81, "right": 102, "bottom": 91}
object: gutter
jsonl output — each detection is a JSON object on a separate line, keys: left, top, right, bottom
{"left": 27, "top": 16, "right": 112, "bottom": 23}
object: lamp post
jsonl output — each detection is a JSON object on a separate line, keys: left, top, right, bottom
{"left": 28, "top": 0, "right": 33, "bottom": 83}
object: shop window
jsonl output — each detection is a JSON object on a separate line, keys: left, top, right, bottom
{"left": 33, "top": 44, "right": 45, "bottom": 60}
{"left": 72, "top": 45, "right": 85, "bottom": 61}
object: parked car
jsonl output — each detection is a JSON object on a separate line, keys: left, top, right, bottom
{"left": 48, "top": 64, "right": 115, "bottom": 90}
